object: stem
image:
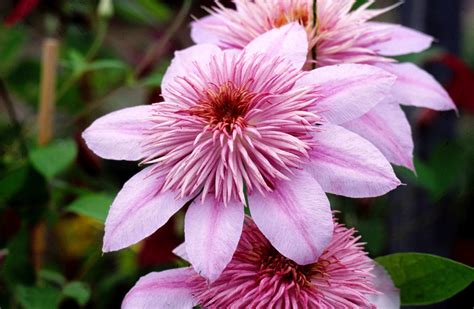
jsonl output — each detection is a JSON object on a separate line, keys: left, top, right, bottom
{"left": 56, "top": 19, "right": 108, "bottom": 102}
{"left": 135, "top": 0, "right": 193, "bottom": 77}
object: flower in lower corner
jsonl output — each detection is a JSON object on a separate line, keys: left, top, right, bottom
{"left": 123, "top": 217, "right": 400, "bottom": 308}
{"left": 82, "top": 23, "right": 400, "bottom": 281}
{"left": 192, "top": 0, "right": 457, "bottom": 170}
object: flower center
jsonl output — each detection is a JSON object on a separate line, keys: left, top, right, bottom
{"left": 258, "top": 249, "right": 319, "bottom": 287}
{"left": 274, "top": 6, "right": 310, "bottom": 28}
{"left": 189, "top": 81, "right": 254, "bottom": 133}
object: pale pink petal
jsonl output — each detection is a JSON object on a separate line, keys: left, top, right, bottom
{"left": 191, "top": 15, "right": 225, "bottom": 45}
{"left": 307, "top": 124, "right": 400, "bottom": 198}
{"left": 161, "top": 44, "right": 222, "bottom": 101}
{"left": 103, "top": 167, "right": 186, "bottom": 252}
{"left": 243, "top": 22, "right": 308, "bottom": 70}
{"left": 185, "top": 197, "right": 244, "bottom": 281}
{"left": 366, "top": 263, "right": 400, "bottom": 309}
{"left": 82, "top": 105, "right": 155, "bottom": 161}
{"left": 248, "top": 170, "right": 333, "bottom": 265}
{"left": 296, "top": 64, "right": 396, "bottom": 124}
{"left": 368, "top": 22, "right": 433, "bottom": 56}
{"left": 172, "top": 243, "right": 188, "bottom": 261}
{"left": 122, "top": 267, "right": 200, "bottom": 309}
{"left": 342, "top": 98, "right": 414, "bottom": 170}
{"left": 377, "top": 62, "right": 456, "bottom": 111}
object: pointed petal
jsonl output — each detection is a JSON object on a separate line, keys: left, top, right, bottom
{"left": 185, "top": 197, "right": 244, "bottom": 281}
{"left": 122, "top": 268, "right": 200, "bottom": 309}
{"left": 191, "top": 15, "right": 225, "bottom": 45}
{"left": 103, "top": 167, "right": 186, "bottom": 252}
{"left": 82, "top": 105, "right": 155, "bottom": 161}
{"left": 249, "top": 170, "right": 333, "bottom": 265}
{"left": 368, "top": 22, "right": 433, "bottom": 56}
{"left": 366, "top": 263, "right": 400, "bottom": 309}
{"left": 173, "top": 243, "right": 188, "bottom": 261}
{"left": 342, "top": 99, "right": 414, "bottom": 170}
{"left": 161, "top": 44, "right": 222, "bottom": 101}
{"left": 377, "top": 62, "right": 456, "bottom": 111}
{"left": 296, "top": 64, "right": 396, "bottom": 124}
{"left": 308, "top": 124, "right": 400, "bottom": 198}
{"left": 244, "top": 22, "right": 308, "bottom": 70}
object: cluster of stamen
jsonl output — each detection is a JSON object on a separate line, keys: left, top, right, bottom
{"left": 188, "top": 81, "right": 255, "bottom": 134}
{"left": 258, "top": 249, "right": 314, "bottom": 288}
{"left": 273, "top": 6, "right": 311, "bottom": 28}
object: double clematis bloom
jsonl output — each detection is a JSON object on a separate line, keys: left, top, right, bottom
{"left": 191, "top": 0, "right": 457, "bottom": 170}
{"left": 123, "top": 217, "right": 400, "bottom": 308}
{"left": 83, "top": 23, "right": 400, "bottom": 281}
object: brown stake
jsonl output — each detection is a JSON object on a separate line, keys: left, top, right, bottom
{"left": 32, "top": 38, "right": 59, "bottom": 272}
{"left": 37, "top": 38, "right": 59, "bottom": 146}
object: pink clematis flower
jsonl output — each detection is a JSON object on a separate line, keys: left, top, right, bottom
{"left": 123, "top": 217, "right": 400, "bottom": 308}
{"left": 191, "top": 0, "right": 457, "bottom": 170}
{"left": 83, "top": 23, "right": 400, "bottom": 280}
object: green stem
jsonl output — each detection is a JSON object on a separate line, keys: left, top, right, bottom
{"left": 56, "top": 19, "right": 109, "bottom": 102}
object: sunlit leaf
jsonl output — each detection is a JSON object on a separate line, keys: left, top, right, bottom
{"left": 38, "top": 269, "right": 66, "bottom": 286}
{"left": 66, "top": 193, "right": 114, "bottom": 223}
{"left": 376, "top": 253, "right": 474, "bottom": 305}
{"left": 29, "top": 139, "right": 78, "bottom": 180}
{"left": 62, "top": 281, "right": 91, "bottom": 306}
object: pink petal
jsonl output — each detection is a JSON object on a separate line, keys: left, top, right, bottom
{"left": 377, "top": 62, "right": 456, "bottom": 111}
{"left": 296, "top": 64, "right": 396, "bottom": 124}
{"left": 82, "top": 105, "right": 155, "bottom": 161}
{"left": 243, "top": 22, "right": 308, "bottom": 70}
{"left": 185, "top": 197, "right": 244, "bottom": 281}
{"left": 122, "top": 267, "right": 200, "bottom": 309}
{"left": 307, "top": 124, "right": 400, "bottom": 198}
{"left": 172, "top": 243, "right": 188, "bottom": 261}
{"left": 161, "top": 44, "right": 222, "bottom": 101}
{"left": 103, "top": 167, "right": 186, "bottom": 252}
{"left": 368, "top": 22, "right": 433, "bottom": 56}
{"left": 366, "top": 263, "right": 400, "bottom": 309}
{"left": 191, "top": 15, "right": 225, "bottom": 45}
{"left": 248, "top": 170, "right": 333, "bottom": 265}
{"left": 342, "top": 99, "right": 414, "bottom": 170}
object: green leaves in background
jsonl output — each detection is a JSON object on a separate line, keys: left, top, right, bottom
{"left": 66, "top": 193, "right": 114, "bottom": 223}
{"left": 16, "top": 281, "right": 91, "bottom": 308}
{"left": 0, "top": 25, "right": 26, "bottom": 76}
{"left": 29, "top": 139, "right": 78, "bottom": 180}
{"left": 115, "top": 0, "right": 171, "bottom": 25}
{"left": 0, "top": 165, "right": 28, "bottom": 205}
{"left": 62, "top": 281, "right": 91, "bottom": 306}
{"left": 17, "top": 286, "right": 62, "bottom": 309}
{"left": 396, "top": 141, "right": 467, "bottom": 201}
{"left": 376, "top": 253, "right": 474, "bottom": 305}
{"left": 63, "top": 49, "right": 129, "bottom": 82}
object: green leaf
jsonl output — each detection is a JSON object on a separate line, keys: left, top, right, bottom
{"left": 16, "top": 286, "right": 62, "bottom": 309}
{"left": 38, "top": 269, "right": 66, "bottom": 286}
{"left": 2, "top": 227, "right": 35, "bottom": 287}
{"left": 85, "top": 59, "right": 128, "bottom": 72}
{"left": 62, "top": 281, "right": 91, "bottom": 306}
{"left": 66, "top": 193, "right": 114, "bottom": 223}
{"left": 376, "top": 253, "right": 474, "bottom": 305}
{"left": 0, "top": 165, "right": 28, "bottom": 204}
{"left": 29, "top": 139, "right": 78, "bottom": 180}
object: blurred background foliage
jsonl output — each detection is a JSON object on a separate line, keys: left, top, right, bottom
{"left": 0, "top": 0, "right": 473, "bottom": 308}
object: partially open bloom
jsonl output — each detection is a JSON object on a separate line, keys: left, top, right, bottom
{"left": 192, "top": 0, "right": 457, "bottom": 170}
{"left": 123, "top": 217, "right": 400, "bottom": 308}
{"left": 83, "top": 24, "right": 399, "bottom": 280}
